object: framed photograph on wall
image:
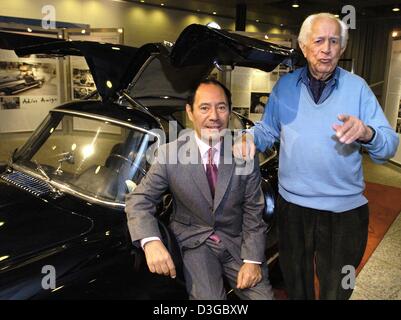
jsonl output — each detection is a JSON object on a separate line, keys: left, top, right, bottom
{"left": 68, "top": 29, "right": 122, "bottom": 101}
{"left": 250, "top": 92, "right": 269, "bottom": 114}
{"left": 0, "top": 52, "right": 61, "bottom": 133}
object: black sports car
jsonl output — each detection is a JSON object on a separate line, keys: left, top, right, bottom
{"left": 0, "top": 24, "right": 299, "bottom": 299}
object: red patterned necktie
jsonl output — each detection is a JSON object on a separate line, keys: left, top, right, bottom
{"left": 206, "top": 147, "right": 218, "bottom": 198}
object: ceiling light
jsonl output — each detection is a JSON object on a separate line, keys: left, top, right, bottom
{"left": 27, "top": 27, "right": 32, "bottom": 32}
{"left": 393, "top": 5, "right": 400, "bottom": 12}
{"left": 292, "top": 1, "right": 299, "bottom": 8}
{"left": 392, "top": 31, "right": 398, "bottom": 37}
{"left": 264, "top": 35, "right": 269, "bottom": 39}
{"left": 213, "top": 11, "right": 217, "bottom": 15}
{"left": 161, "top": 3, "right": 164, "bottom": 6}
{"left": 280, "top": 23, "right": 284, "bottom": 27}
{"left": 140, "top": 0, "right": 145, "bottom": 2}
{"left": 81, "top": 29, "right": 86, "bottom": 34}
{"left": 256, "top": 19, "right": 260, "bottom": 23}
{"left": 117, "top": 28, "right": 123, "bottom": 33}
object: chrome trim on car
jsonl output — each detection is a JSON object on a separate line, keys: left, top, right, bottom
{"left": 260, "top": 147, "right": 277, "bottom": 167}
{"left": 10, "top": 163, "right": 126, "bottom": 209}
{"left": 51, "top": 109, "right": 160, "bottom": 139}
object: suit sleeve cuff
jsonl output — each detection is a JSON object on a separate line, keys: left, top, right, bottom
{"left": 140, "top": 237, "right": 161, "bottom": 250}
{"left": 243, "top": 259, "right": 262, "bottom": 264}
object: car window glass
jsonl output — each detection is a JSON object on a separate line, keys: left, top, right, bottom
{"left": 15, "top": 114, "right": 156, "bottom": 204}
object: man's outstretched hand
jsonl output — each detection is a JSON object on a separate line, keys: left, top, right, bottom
{"left": 332, "top": 114, "right": 374, "bottom": 144}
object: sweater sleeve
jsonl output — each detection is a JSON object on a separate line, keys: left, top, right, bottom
{"left": 359, "top": 81, "right": 399, "bottom": 163}
{"left": 249, "top": 83, "right": 281, "bottom": 152}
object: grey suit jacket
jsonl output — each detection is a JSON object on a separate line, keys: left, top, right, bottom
{"left": 125, "top": 131, "right": 267, "bottom": 264}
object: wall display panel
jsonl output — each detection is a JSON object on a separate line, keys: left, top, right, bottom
{"left": 384, "top": 38, "right": 401, "bottom": 165}
{"left": 229, "top": 37, "right": 291, "bottom": 123}
{"left": 70, "top": 56, "right": 97, "bottom": 100}
{"left": 68, "top": 31, "right": 121, "bottom": 101}
{"left": 0, "top": 49, "right": 61, "bottom": 133}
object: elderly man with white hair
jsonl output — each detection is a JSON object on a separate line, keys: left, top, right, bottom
{"left": 234, "top": 13, "right": 399, "bottom": 299}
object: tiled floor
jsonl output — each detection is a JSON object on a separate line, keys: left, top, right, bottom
{"left": 363, "top": 157, "right": 401, "bottom": 189}
{"left": 350, "top": 156, "right": 401, "bottom": 300}
{"left": 351, "top": 213, "right": 401, "bottom": 300}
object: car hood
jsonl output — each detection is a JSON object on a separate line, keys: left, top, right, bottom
{"left": 0, "top": 25, "right": 300, "bottom": 104}
{"left": 0, "top": 180, "right": 93, "bottom": 266}
{"left": 170, "top": 24, "right": 299, "bottom": 72}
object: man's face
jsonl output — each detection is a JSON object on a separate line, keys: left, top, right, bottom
{"left": 186, "top": 83, "right": 230, "bottom": 143}
{"left": 300, "top": 17, "right": 345, "bottom": 80}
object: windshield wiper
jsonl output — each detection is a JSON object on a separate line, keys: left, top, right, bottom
{"left": 33, "top": 160, "right": 61, "bottom": 195}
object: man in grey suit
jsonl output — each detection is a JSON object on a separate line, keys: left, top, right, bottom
{"left": 125, "top": 79, "right": 273, "bottom": 300}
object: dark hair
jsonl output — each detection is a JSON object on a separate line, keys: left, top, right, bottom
{"left": 187, "top": 78, "right": 232, "bottom": 111}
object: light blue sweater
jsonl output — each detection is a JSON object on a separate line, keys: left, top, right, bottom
{"left": 251, "top": 67, "right": 399, "bottom": 212}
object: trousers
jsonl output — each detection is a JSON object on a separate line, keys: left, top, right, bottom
{"left": 182, "top": 238, "right": 274, "bottom": 300}
{"left": 277, "top": 194, "right": 369, "bottom": 300}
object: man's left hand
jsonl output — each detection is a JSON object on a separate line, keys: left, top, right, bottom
{"left": 332, "top": 114, "right": 373, "bottom": 144}
{"left": 236, "top": 263, "right": 262, "bottom": 289}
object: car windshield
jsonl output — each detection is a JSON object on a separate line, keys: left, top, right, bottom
{"left": 13, "top": 112, "right": 157, "bottom": 204}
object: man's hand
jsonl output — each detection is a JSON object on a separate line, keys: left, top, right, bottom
{"left": 143, "top": 240, "right": 176, "bottom": 279}
{"left": 332, "top": 114, "right": 374, "bottom": 144}
{"left": 236, "top": 263, "right": 262, "bottom": 289}
{"left": 233, "top": 132, "right": 256, "bottom": 160}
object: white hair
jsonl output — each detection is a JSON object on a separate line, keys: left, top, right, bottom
{"left": 298, "top": 13, "right": 349, "bottom": 49}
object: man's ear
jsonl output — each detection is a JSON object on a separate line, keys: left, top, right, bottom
{"left": 186, "top": 104, "right": 194, "bottom": 122}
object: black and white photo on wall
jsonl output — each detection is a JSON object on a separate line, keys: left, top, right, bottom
{"left": 72, "top": 67, "right": 97, "bottom": 99}
{"left": 0, "top": 51, "right": 60, "bottom": 133}
{"left": 0, "top": 96, "right": 20, "bottom": 110}
{"left": 250, "top": 92, "right": 269, "bottom": 114}
{"left": 0, "top": 61, "right": 57, "bottom": 96}
{"left": 70, "top": 54, "right": 100, "bottom": 100}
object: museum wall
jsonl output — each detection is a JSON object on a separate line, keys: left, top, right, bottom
{"left": 0, "top": 0, "right": 294, "bottom": 163}
{"left": 0, "top": 0, "right": 292, "bottom": 47}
